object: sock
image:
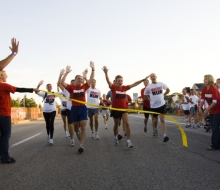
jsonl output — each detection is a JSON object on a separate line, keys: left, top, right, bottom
{"left": 127, "top": 140, "right": 131, "bottom": 143}
{"left": 163, "top": 134, "right": 167, "bottom": 138}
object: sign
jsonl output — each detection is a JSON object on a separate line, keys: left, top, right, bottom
{"left": 133, "top": 93, "right": 138, "bottom": 101}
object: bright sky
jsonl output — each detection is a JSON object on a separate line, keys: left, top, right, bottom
{"left": 1, "top": 0, "right": 220, "bottom": 105}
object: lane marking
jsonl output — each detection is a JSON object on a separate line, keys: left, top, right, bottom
{"left": 10, "top": 133, "right": 42, "bottom": 148}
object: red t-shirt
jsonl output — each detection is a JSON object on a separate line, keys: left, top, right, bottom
{"left": 100, "top": 100, "right": 110, "bottom": 110}
{"left": 0, "top": 83, "right": 17, "bottom": 116}
{"left": 66, "top": 83, "right": 90, "bottom": 106}
{"left": 110, "top": 84, "right": 130, "bottom": 109}
{"left": 201, "top": 85, "right": 220, "bottom": 114}
{"left": 141, "top": 87, "right": 150, "bottom": 108}
{"left": 126, "top": 94, "right": 132, "bottom": 105}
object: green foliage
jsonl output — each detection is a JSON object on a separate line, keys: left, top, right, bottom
{"left": 20, "top": 95, "right": 38, "bottom": 108}
{"left": 11, "top": 98, "right": 20, "bottom": 107}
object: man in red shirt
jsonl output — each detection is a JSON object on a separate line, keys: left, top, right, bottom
{"left": 61, "top": 62, "right": 95, "bottom": 153}
{"left": 140, "top": 79, "right": 152, "bottom": 134}
{"left": 0, "top": 70, "right": 38, "bottom": 163}
{"left": 102, "top": 66, "right": 148, "bottom": 148}
{"left": 0, "top": 38, "right": 19, "bottom": 70}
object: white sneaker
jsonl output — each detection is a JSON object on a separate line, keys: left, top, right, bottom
{"left": 105, "top": 125, "right": 107, "bottom": 129}
{"left": 49, "top": 139, "right": 53, "bottom": 145}
{"left": 95, "top": 133, "right": 100, "bottom": 139}
{"left": 114, "top": 137, "right": 119, "bottom": 146}
{"left": 91, "top": 131, "right": 95, "bottom": 138}
{"left": 70, "top": 139, "right": 75, "bottom": 146}
{"left": 127, "top": 141, "right": 133, "bottom": 148}
{"left": 65, "top": 131, "right": 70, "bottom": 138}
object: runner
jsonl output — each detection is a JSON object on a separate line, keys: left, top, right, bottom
{"left": 199, "top": 74, "right": 220, "bottom": 150}
{"left": 0, "top": 70, "right": 38, "bottom": 164}
{"left": 61, "top": 62, "right": 95, "bottom": 153}
{"left": 0, "top": 38, "right": 19, "bottom": 70}
{"left": 141, "top": 79, "right": 152, "bottom": 133}
{"left": 57, "top": 70, "right": 70, "bottom": 138}
{"left": 57, "top": 69, "right": 76, "bottom": 146}
{"left": 144, "top": 73, "right": 170, "bottom": 142}
{"left": 181, "top": 88, "right": 190, "bottom": 128}
{"left": 216, "top": 78, "right": 220, "bottom": 93}
{"left": 86, "top": 79, "right": 101, "bottom": 139}
{"left": 99, "top": 94, "right": 110, "bottom": 129}
{"left": 185, "top": 89, "right": 199, "bottom": 128}
{"left": 102, "top": 66, "right": 148, "bottom": 148}
{"left": 36, "top": 81, "right": 64, "bottom": 145}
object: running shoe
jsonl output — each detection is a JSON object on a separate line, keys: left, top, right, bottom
{"left": 192, "top": 124, "right": 198, "bottom": 129}
{"left": 153, "top": 128, "right": 158, "bottom": 137}
{"left": 70, "top": 140, "right": 75, "bottom": 146}
{"left": 105, "top": 125, "right": 107, "bottom": 129}
{"left": 127, "top": 141, "right": 133, "bottom": 148}
{"left": 78, "top": 145, "right": 84, "bottom": 153}
{"left": 114, "top": 137, "right": 119, "bottom": 146}
{"left": 185, "top": 124, "right": 191, "bottom": 128}
{"left": 95, "top": 133, "right": 100, "bottom": 139}
{"left": 1, "top": 157, "right": 16, "bottom": 164}
{"left": 49, "top": 139, "right": 53, "bottom": 145}
{"left": 117, "top": 134, "right": 122, "bottom": 140}
{"left": 65, "top": 131, "right": 70, "bottom": 138}
{"left": 76, "top": 131, "right": 81, "bottom": 141}
{"left": 163, "top": 136, "right": 169, "bottom": 142}
{"left": 144, "top": 126, "right": 147, "bottom": 133}
{"left": 91, "top": 131, "right": 95, "bottom": 138}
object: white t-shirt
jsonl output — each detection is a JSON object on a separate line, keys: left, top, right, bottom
{"left": 38, "top": 91, "right": 63, "bottom": 112}
{"left": 59, "top": 89, "right": 72, "bottom": 110}
{"left": 144, "top": 82, "right": 168, "bottom": 108}
{"left": 86, "top": 87, "right": 101, "bottom": 109}
{"left": 181, "top": 94, "right": 190, "bottom": 110}
{"left": 189, "top": 95, "right": 199, "bottom": 108}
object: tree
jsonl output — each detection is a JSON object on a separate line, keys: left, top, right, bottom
{"left": 20, "top": 95, "right": 38, "bottom": 108}
{"left": 11, "top": 98, "right": 20, "bottom": 107}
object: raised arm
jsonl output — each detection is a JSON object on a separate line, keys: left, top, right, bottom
{"left": 102, "top": 66, "right": 112, "bottom": 88}
{"left": 0, "top": 38, "right": 19, "bottom": 70}
{"left": 61, "top": 65, "right": 71, "bottom": 88}
{"left": 129, "top": 76, "right": 150, "bottom": 88}
{"left": 82, "top": 68, "right": 88, "bottom": 84}
{"left": 86, "top": 61, "right": 95, "bottom": 86}
{"left": 35, "top": 80, "right": 44, "bottom": 94}
{"left": 57, "top": 69, "right": 65, "bottom": 91}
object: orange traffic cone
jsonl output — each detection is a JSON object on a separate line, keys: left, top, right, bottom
{"left": 178, "top": 109, "right": 181, "bottom": 116}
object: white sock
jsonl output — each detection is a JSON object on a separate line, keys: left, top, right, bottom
{"left": 127, "top": 140, "right": 131, "bottom": 143}
{"left": 163, "top": 134, "right": 167, "bottom": 137}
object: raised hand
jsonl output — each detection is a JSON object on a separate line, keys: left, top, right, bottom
{"left": 82, "top": 68, "right": 88, "bottom": 78}
{"left": 9, "top": 38, "right": 19, "bottom": 54}
{"left": 60, "top": 69, "right": 65, "bottom": 76}
{"left": 38, "top": 80, "right": 44, "bottom": 86}
{"left": 102, "top": 66, "right": 108, "bottom": 74}
{"left": 66, "top": 65, "right": 72, "bottom": 74}
{"left": 90, "top": 61, "right": 95, "bottom": 69}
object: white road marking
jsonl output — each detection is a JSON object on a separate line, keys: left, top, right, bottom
{"left": 10, "top": 133, "right": 42, "bottom": 148}
{"left": 129, "top": 114, "right": 186, "bottom": 125}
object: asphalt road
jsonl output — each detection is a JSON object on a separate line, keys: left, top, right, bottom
{"left": 0, "top": 114, "right": 220, "bottom": 190}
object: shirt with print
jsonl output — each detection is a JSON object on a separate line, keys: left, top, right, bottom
{"left": 60, "top": 89, "right": 72, "bottom": 110}
{"left": 66, "top": 83, "right": 90, "bottom": 106}
{"left": 181, "top": 94, "right": 190, "bottom": 110}
{"left": 188, "top": 95, "right": 199, "bottom": 109}
{"left": 201, "top": 85, "right": 220, "bottom": 114}
{"left": 0, "top": 83, "right": 17, "bottom": 116}
{"left": 100, "top": 100, "right": 110, "bottom": 110}
{"left": 38, "top": 91, "right": 63, "bottom": 112}
{"left": 86, "top": 87, "right": 101, "bottom": 109}
{"left": 110, "top": 84, "right": 130, "bottom": 109}
{"left": 144, "top": 82, "right": 168, "bottom": 108}
{"left": 141, "top": 87, "right": 150, "bottom": 108}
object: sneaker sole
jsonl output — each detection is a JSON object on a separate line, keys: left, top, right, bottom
{"left": 78, "top": 148, "right": 84, "bottom": 153}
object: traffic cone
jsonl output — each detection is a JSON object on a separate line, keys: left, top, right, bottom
{"left": 178, "top": 109, "right": 181, "bottom": 116}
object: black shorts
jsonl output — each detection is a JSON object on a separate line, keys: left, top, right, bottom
{"left": 183, "top": 110, "right": 190, "bottom": 115}
{"left": 143, "top": 105, "right": 151, "bottom": 118}
{"left": 151, "top": 104, "right": 166, "bottom": 118}
{"left": 61, "top": 109, "right": 69, "bottom": 116}
{"left": 110, "top": 110, "right": 126, "bottom": 119}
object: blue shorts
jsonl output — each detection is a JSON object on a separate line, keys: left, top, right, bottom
{"left": 71, "top": 105, "right": 88, "bottom": 122}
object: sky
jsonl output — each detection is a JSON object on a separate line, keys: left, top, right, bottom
{"left": 1, "top": 0, "right": 220, "bottom": 106}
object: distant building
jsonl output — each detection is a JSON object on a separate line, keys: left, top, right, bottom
{"left": 191, "top": 83, "right": 204, "bottom": 92}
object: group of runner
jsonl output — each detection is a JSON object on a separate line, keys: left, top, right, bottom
{"left": 1, "top": 38, "right": 220, "bottom": 164}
